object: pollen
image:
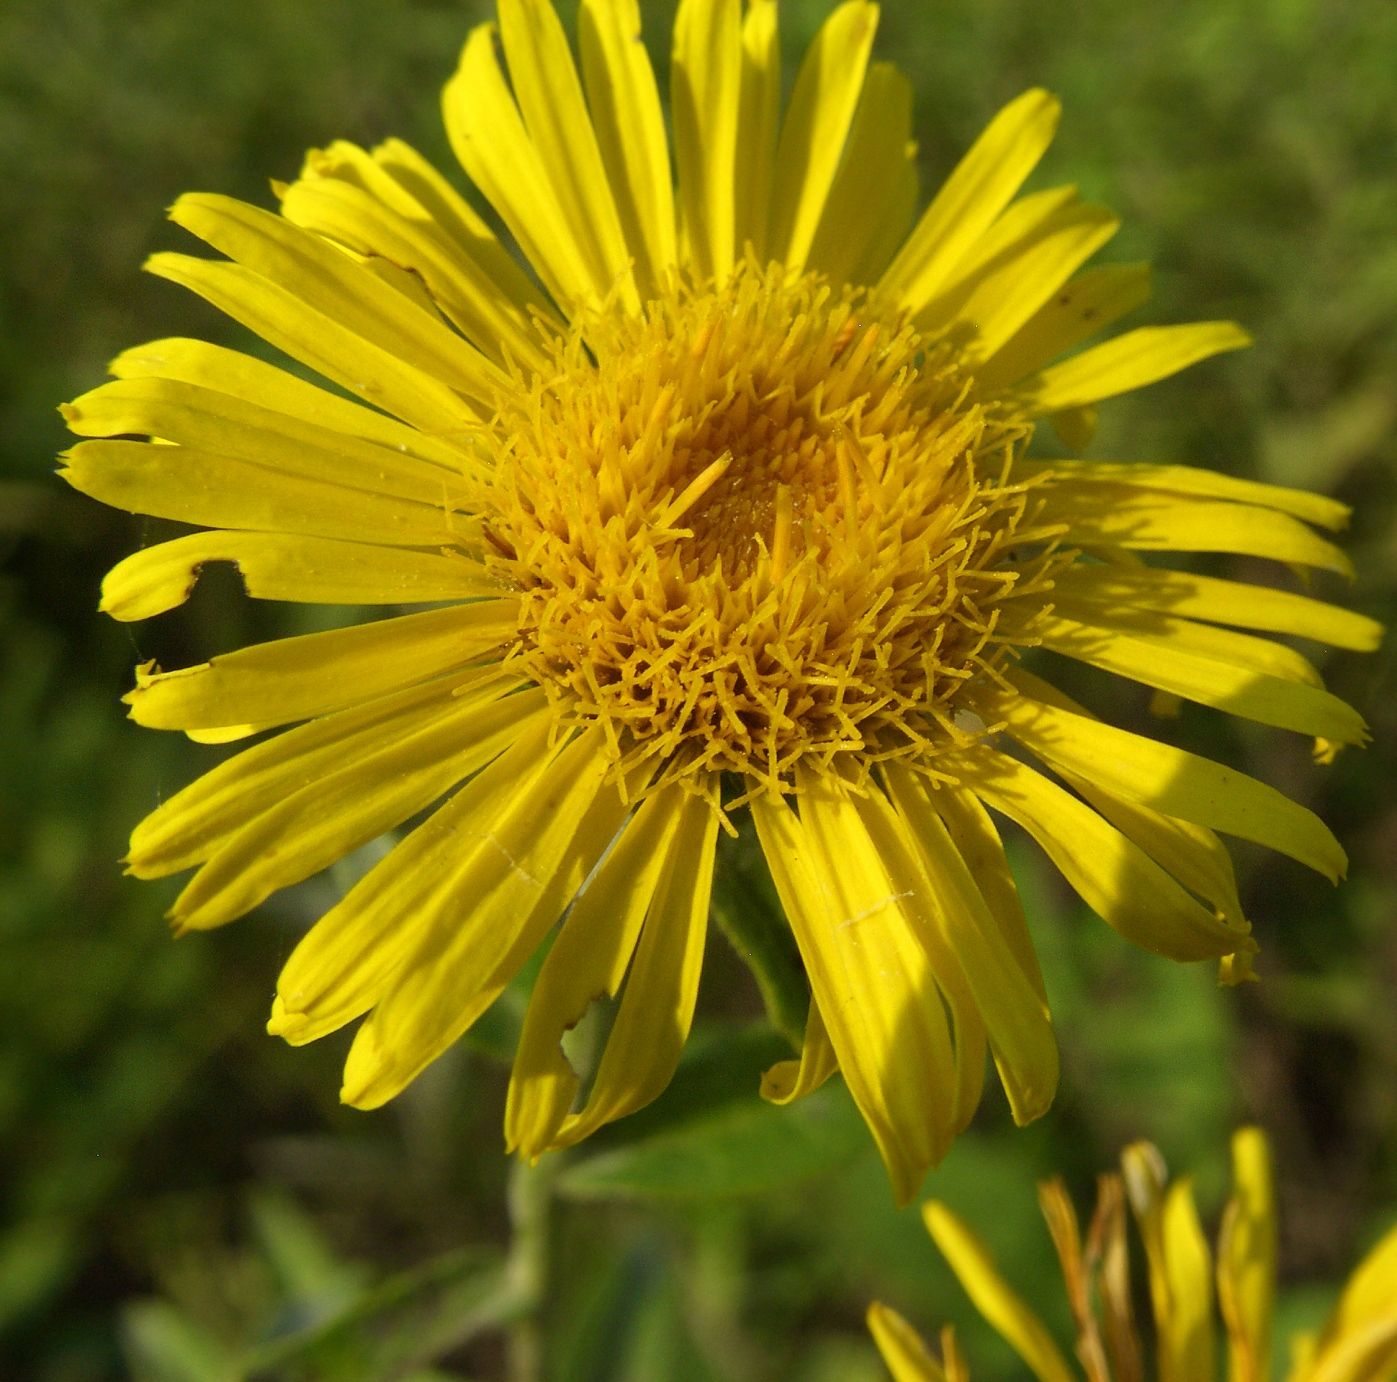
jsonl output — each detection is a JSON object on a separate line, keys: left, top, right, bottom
{"left": 478, "top": 263, "right": 1059, "bottom": 797}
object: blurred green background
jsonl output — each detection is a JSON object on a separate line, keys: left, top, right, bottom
{"left": 2, "top": 0, "right": 1394, "bottom": 1377}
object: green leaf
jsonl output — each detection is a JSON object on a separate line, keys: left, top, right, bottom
{"left": 121, "top": 1300, "right": 240, "bottom": 1382}
{"left": 555, "top": 1082, "right": 866, "bottom": 1201}
{"left": 241, "top": 1246, "right": 520, "bottom": 1379}
{"left": 710, "top": 827, "right": 809, "bottom": 1049}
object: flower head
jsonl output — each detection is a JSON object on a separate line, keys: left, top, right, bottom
{"left": 61, "top": 0, "right": 1377, "bottom": 1199}
{"left": 869, "top": 1128, "right": 1397, "bottom": 1382}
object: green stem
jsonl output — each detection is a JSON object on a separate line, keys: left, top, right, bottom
{"left": 505, "top": 1153, "right": 557, "bottom": 1382}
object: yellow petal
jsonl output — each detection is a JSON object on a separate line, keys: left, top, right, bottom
{"left": 443, "top": 23, "right": 596, "bottom": 313}
{"left": 1006, "top": 668, "right": 1247, "bottom": 936}
{"left": 61, "top": 438, "right": 462, "bottom": 549}
{"left": 977, "top": 262, "right": 1152, "bottom": 391}
{"left": 952, "top": 744, "right": 1250, "bottom": 958}
{"left": 751, "top": 781, "right": 955, "bottom": 1204}
{"left": 496, "top": 0, "right": 637, "bottom": 311}
{"left": 767, "top": 1, "right": 879, "bottom": 273}
{"left": 125, "top": 600, "right": 517, "bottom": 731}
{"left": 129, "top": 668, "right": 511, "bottom": 879}
{"left": 578, "top": 0, "right": 676, "bottom": 293}
{"left": 341, "top": 726, "right": 632, "bottom": 1107}
{"left": 733, "top": 0, "right": 780, "bottom": 263}
{"left": 979, "top": 682, "right": 1346, "bottom": 880}
{"left": 1160, "top": 1178, "right": 1216, "bottom": 1382}
{"left": 1302, "top": 1221, "right": 1397, "bottom": 1382}
{"left": 100, "top": 531, "right": 496, "bottom": 622}
{"left": 1049, "top": 562, "right": 1382, "bottom": 652}
{"left": 555, "top": 786, "right": 718, "bottom": 1147}
{"left": 172, "top": 687, "right": 546, "bottom": 932}
{"left": 1036, "top": 611, "right": 1368, "bottom": 745}
{"left": 929, "top": 782, "right": 1046, "bottom": 1001}
{"left": 807, "top": 62, "right": 917, "bottom": 286}
{"left": 278, "top": 173, "right": 550, "bottom": 373}
{"left": 505, "top": 784, "right": 688, "bottom": 1157}
{"left": 880, "top": 88, "right": 1061, "bottom": 313}
{"left": 270, "top": 714, "right": 556, "bottom": 1046}
{"left": 1025, "top": 457, "right": 1351, "bottom": 531}
{"left": 923, "top": 1201, "right": 1076, "bottom": 1382}
{"left": 948, "top": 203, "right": 1121, "bottom": 366}
{"left": 107, "top": 336, "right": 469, "bottom": 471}
{"left": 64, "top": 376, "right": 473, "bottom": 507}
{"left": 167, "top": 193, "right": 504, "bottom": 404}
{"left": 760, "top": 995, "right": 838, "bottom": 1105}
{"left": 883, "top": 764, "right": 1058, "bottom": 1128}
{"left": 671, "top": 0, "right": 742, "bottom": 281}
{"left": 866, "top": 1302, "right": 949, "bottom": 1382}
{"left": 1043, "top": 486, "right": 1353, "bottom": 576}
{"left": 853, "top": 780, "right": 990, "bottom": 1134}
{"left": 144, "top": 253, "right": 477, "bottom": 439}
{"left": 1018, "top": 320, "right": 1251, "bottom": 413}
{"left": 1218, "top": 1127, "right": 1276, "bottom": 1382}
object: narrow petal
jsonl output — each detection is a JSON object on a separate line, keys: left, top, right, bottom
{"left": 61, "top": 439, "right": 462, "bottom": 550}
{"left": 880, "top": 88, "right": 1061, "bottom": 314}
{"left": 1044, "top": 486, "right": 1354, "bottom": 576}
{"left": 952, "top": 745, "right": 1250, "bottom": 959}
{"left": 1050, "top": 562, "right": 1382, "bottom": 651}
{"left": 128, "top": 668, "right": 511, "bottom": 878}
{"left": 1024, "top": 457, "right": 1352, "bottom": 531}
{"left": 1007, "top": 669, "right": 1247, "bottom": 936}
{"left": 883, "top": 764, "right": 1058, "bottom": 1127}
{"left": 101, "top": 531, "right": 496, "bottom": 622}
{"left": 505, "top": 784, "right": 688, "bottom": 1157}
{"left": 144, "top": 253, "right": 478, "bottom": 438}
{"left": 867, "top": 1303, "right": 949, "bottom": 1382}
{"left": 1036, "top": 611, "right": 1368, "bottom": 745}
{"left": 733, "top": 0, "right": 780, "bottom": 262}
{"left": 760, "top": 995, "right": 838, "bottom": 1105}
{"left": 766, "top": 1, "right": 878, "bottom": 273}
{"left": 946, "top": 204, "right": 1121, "bottom": 366}
{"left": 671, "top": 0, "right": 742, "bottom": 281}
{"left": 977, "top": 683, "right": 1346, "bottom": 881}
{"left": 496, "top": 0, "right": 638, "bottom": 311}
{"left": 64, "top": 376, "right": 475, "bottom": 508}
{"left": 928, "top": 782, "right": 1047, "bottom": 1002}
{"left": 977, "top": 262, "right": 1152, "bottom": 391}
{"left": 1160, "top": 1179, "right": 1216, "bottom": 1382}
{"left": 1217, "top": 1128, "right": 1276, "bottom": 1382}
{"left": 556, "top": 787, "right": 719, "bottom": 1147}
{"left": 167, "top": 193, "right": 505, "bottom": 404}
{"left": 107, "top": 336, "right": 469, "bottom": 471}
{"left": 125, "top": 600, "right": 517, "bottom": 731}
{"left": 751, "top": 782, "right": 955, "bottom": 1204}
{"left": 365, "top": 138, "right": 556, "bottom": 323}
{"left": 1305, "top": 1221, "right": 1397, "bottom": 1382}
{"left": 341, "top": 727, "right": 631, "bottom": 1107}
{"left": 172, "top": 688, "right": 547, "bottom": 931}
{"left": 1016, "top": 321, "right": 1251, "bottom": 414}
{"left": 850, "top": 784, "right": 988, "bottom": 1134}
{"left": 578, "top": 0, "right": 676, "bottom": 294}
{"left": 278, "top": 172, "right": 551, "bottom": 372}
{"left": 1055, "top": 603, "right": 1328, "bottom": 689}
{"left": 807, "top": 62, "right": 917, "bottom": 286}
{"left": 443, "top": 24, "right": 597, "bottom": 312}
{"left": 270, "top": 714, "right": 556, "bottom": 1045}
{"left": 923, "top": 1202, "right": 1077, "bottom": 1382}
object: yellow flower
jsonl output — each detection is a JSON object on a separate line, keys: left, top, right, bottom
{"left": 869, "top": 1128, "right": 1397, "bottom": 1382}
{"left": 61, "top": 0, "right": 1376, "bottom": 1199}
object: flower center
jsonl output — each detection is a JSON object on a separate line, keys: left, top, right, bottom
{"left": 477, "top": 264, "right": 1054, "bottom": 798}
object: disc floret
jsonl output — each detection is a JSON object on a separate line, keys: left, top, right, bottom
{"left": 479, "top": 264, "right": 1059, "bottom": 797}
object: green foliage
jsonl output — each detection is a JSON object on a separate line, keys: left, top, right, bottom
{"left": 3, "top": 0, "right": 1395, "bottom": 1377}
